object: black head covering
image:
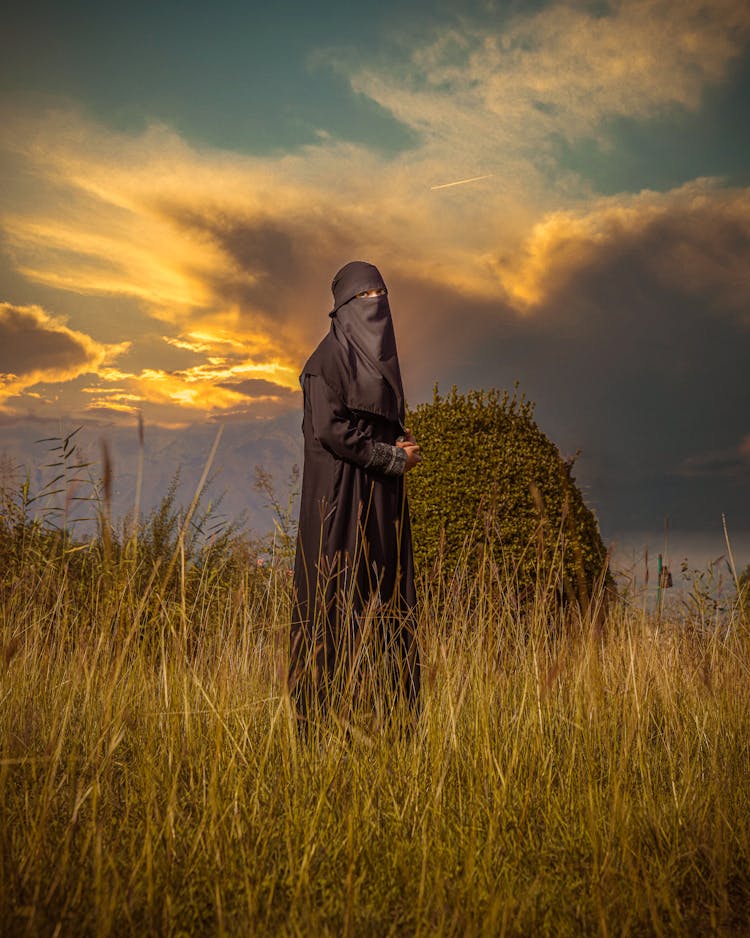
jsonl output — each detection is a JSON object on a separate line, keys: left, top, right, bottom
{"left": 327, "top": 260, "right": 405, "bottom": 427}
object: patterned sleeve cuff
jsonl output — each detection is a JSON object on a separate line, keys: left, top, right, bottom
{"left": 365, "top": 441, "right": 407, "bottom": 476}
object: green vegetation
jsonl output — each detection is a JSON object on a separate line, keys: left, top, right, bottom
{"left": 406, "top": 386, "right": 609, "bottom": 605}
{"left": 1, "top": 429, "right": 750, "bottom": 935}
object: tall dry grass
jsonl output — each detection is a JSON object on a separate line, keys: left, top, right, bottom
{"left": 1, "top": 460, "right": 749, "bottom": 935}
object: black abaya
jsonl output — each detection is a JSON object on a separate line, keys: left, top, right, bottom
{"left": 289, "top": 262, "right": 420, "bottom": 723}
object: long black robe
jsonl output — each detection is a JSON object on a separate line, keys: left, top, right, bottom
{"left": 289, "top": 272, "right": 420, "bottom": 723}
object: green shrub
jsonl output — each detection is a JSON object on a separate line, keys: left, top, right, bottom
{"left": 406, "top": 385, "right": 610, "bottom": 603}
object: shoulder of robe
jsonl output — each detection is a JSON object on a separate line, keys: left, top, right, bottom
{"left": 300, "top": 334, "right": 348, "bottom": 392}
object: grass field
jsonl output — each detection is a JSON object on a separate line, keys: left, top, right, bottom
{"left": 2, "top": 503, "right": 749, "bottom": 938}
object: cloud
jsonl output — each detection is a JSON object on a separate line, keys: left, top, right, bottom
{"left": 65, "top": 324, "right": 304, "bottom": 425}
{"left": 489, "top": 178, "right": 750, "bottom": 314}
{"left": 218, "top": 378, "right": 297, "bottom": 400}
{"left": 349, "top": 0, "right": 750, "bottom": 158}
{"left": 1, "top": 0, "right": 749, "bottom": 433}
{"left": 0, "top": 106, "right": 512, "bottom": 426}
{"left": 0, "top": 302, "right": 125, "bottom": 401}
{"left": 441, "top": 182, "right": 750, "bottom": 533}
{"left": 77, "top": 361, "right": 300, "bottom": 424}
{"left": 154, "top": 203, "right": 352, "bottom": 340}
{"left": 677, "top": 436, "right": 750, "bottom": 478}
{"left": 2, "top": 105, "right": 750, "bottom": 445}
{"left": 3, "top": 0, "right": 748, "bottom": 321}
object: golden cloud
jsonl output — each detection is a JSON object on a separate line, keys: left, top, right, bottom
{"left": 1, "top": 0, "right": 749, "bottom": 424}
{"left": 75, "top": 335, "right": 300, "bottom": 423}
{"left": 490, "top": 179, "right": 750, "bottom": 313}
{"left": 0, "top": 302, "right": 127, "bottom": 403}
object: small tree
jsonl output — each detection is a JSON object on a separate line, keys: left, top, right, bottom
{"left": 406, "top": 385, "right": 610, "bottom": 603}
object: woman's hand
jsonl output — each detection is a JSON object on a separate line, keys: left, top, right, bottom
{"left": 396, "top": 434, "right": 422, "bottom": 472}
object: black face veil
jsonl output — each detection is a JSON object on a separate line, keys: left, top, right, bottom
{"left": 328, "top": 260, "right": 405, "bottom": 427}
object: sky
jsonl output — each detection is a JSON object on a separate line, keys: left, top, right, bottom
{"left": 1, "top": 0, "right": 749, "bottom": 571}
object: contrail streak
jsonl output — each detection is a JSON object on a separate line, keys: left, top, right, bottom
{"left": 430, "top": 173, "right": 494, "bottom": 190}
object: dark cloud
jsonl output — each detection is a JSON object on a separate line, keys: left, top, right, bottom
{"left": 453, "top": 200, "right": 750, "bottom": 534}
{"left": 166, "top": 206, "right": 297, "bottom": 292}
{"left": 0, "top": 303, "right": 98, "bottom": 378}
{"left": 382, "top": 273, "right": 513, "bottom": 399}
{"left": 210, "top": 219, "right": 295, "bottom": 284}
{"left": 81, "top": 405, "right": 140, "bottom": 423}
{"left": 155, "top": 203, "right": 345, "bottom": 338}
{"left": 218, "top": 378, "right": 297, "bottom": 399}
{"left": 677, "top": 438, "right": 750, "bottom": 479}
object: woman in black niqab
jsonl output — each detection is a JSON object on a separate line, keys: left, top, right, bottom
{"left": 289, "top": 260, "right": 421, "bottom": 728}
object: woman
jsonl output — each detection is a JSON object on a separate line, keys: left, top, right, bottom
{"left": 289, "top": 260, "right": 421, "bottom": 727}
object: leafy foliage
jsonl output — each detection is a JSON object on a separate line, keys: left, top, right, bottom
{"left": 406, "top": 385, "right": 610, "bottom": 602}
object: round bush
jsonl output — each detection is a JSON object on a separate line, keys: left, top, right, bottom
{"left": 406, "top": 386, "right": 610, "bottom": 602}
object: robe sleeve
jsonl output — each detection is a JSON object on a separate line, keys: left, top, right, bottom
{"left": 306, "top": 374, "right": 406, "bottom": 476}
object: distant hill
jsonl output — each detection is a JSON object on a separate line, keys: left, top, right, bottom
{"left": 0, "top": 412, "right": 303, "bottom": 538}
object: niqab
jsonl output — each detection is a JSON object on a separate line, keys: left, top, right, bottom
{"left": 322, "top": 260, "right": 405, "bottom": 427}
